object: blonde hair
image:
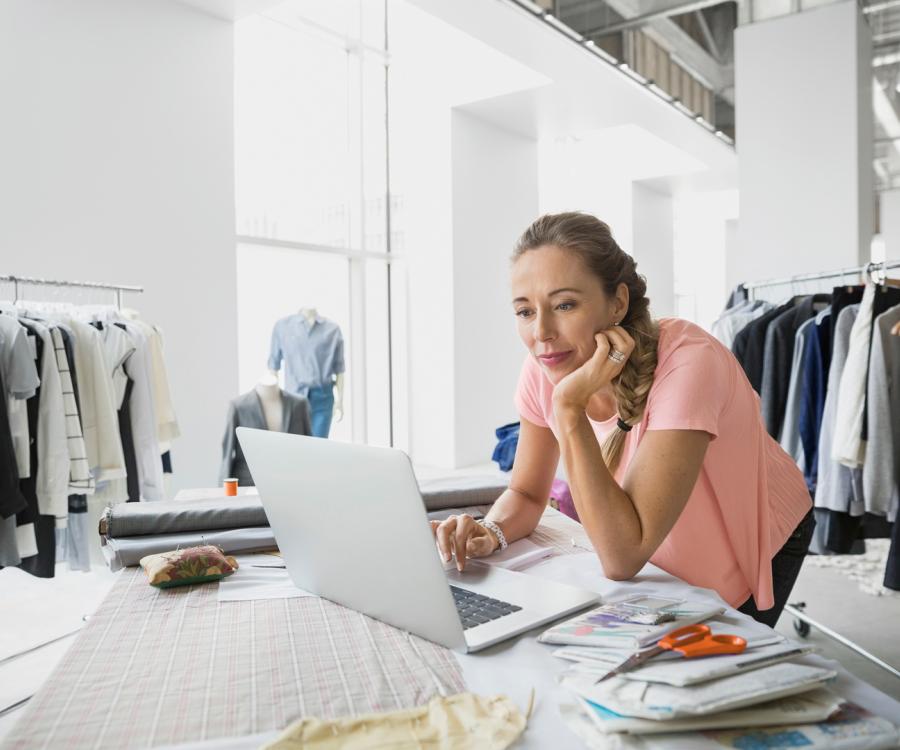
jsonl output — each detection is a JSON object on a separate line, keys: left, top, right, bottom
{"left": 513, "top": 212, "right": 660, "bottom": 472}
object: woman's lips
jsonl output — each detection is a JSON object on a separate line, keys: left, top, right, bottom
{"left": 538, "top": 351, "right": 573, "bottom": 367}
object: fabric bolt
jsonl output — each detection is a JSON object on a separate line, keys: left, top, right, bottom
{"left": 863, "top": 304, "right": 900, "bottom": 520}
{"left": 832, "top": 284, "right": 877, "bottom": 468}
{"left": 118, "top": 321, "right": 166, "bottom": 501}
{"left": 778, "top": 317, "right": 817, "bottom": 468}
{"left": 268, "top": 314, "right": 345, "bottom": 397}
{"left": 798, "top": 309, "right": 832, "bottom": 492}
{"left": 0, "top": 567, "right": 465, "bottom": 750}
{"left": 516, "top": 318, "right": 811, "bottom": 611}
{"left": 815, "top": 305, "right": 861, "bottom": 515}
{"left": 731, "top": 300, "right": 794, "bottom": 393}
{"left": 51, "top": 326, "right": 94, "bottom": 495}
{"left": 306, "top": 385, "right": 334, "bottom": 438}
{"left": 106, "top": 496, "right": 271, "bottom": 538}
{"left": 760, "top": 295, "right": 828, "bottom": 439}
{"left": 0, "top": 312, "right": 41, "bottom": 479}
{"left": 220, "top": 389, "right": 312, "bottom": 485}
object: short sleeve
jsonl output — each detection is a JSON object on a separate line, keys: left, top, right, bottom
{"left": 267, "top": 321, "right": 283, "bottom": 372}
{"left": 6, "top": 322, "right": 40, "bottom": 399}
{"left": 513, "top": 355, "right": 550, "bottom": 428}
{"left": 644, "top": 336, "right": 732, "bottom": 439}
{"left": 332, "top": 331, "right": 345, "bottom": 375}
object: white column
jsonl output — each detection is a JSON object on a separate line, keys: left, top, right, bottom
{"left": 880, "top": 190, "right": 900, "bottom": 262}
{"left": 632, "top": 183, "right": 675, "bottom": 318}
{"left": 450, "top": 110, "right": 539, "bottom": 468}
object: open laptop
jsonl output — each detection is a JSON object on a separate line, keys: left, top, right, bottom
{"left": 237, "top": 428, "right": 600, "bottom": 652}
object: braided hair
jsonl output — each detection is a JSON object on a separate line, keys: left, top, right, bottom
{"left": 513, "top": 212, "right": 660, "bottom": 473}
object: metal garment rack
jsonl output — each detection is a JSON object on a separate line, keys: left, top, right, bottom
{"left": 743, "top": 259, "right": 900, "bottom": 300}
{"left": 741, "top": 259, "right": 900, "bottom": 682}
{"left": 0, "top": 274, "right": 143, "bottom": 309}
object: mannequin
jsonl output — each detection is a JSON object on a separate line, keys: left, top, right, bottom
{"left": 267, "top": 306, "right": 345, "bottom": 437}
{"left": 295, "top": 307, "right": 343, "bottom": 420}
{"left": 254, "top": 371, "right": 283, "bottom": 432}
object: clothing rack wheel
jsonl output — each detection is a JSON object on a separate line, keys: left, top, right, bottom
{"left": 789, "top": 601, "right": 811, "bottom": 638}
{"left": 785, "top": 602, "right": 900, "bottom": 681}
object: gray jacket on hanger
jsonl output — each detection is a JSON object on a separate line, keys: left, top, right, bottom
{"left": 219, "top": 390, "right": 312, "bottom": 485}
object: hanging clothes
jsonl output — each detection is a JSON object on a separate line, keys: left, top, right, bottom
{"left": 863, "top": 304, "right": 900, "bottom": 521}
{"left": 0, "top": 312, "right": 41, "bottom": 480}
{"left": 778, "top": 316, "right": 817, "bottom": 467}
{"left": 732, "top": 300, "right": 794, "bottom": 393}
{"left": 760, "top": 295, "right": 831, "bottom": 439}
{"left": 711, "top": 300, "right": 773, "bottom": 350}
{"left": 798, "top": 308, "right": 831, "bottom": 491}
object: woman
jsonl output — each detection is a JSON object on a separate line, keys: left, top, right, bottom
{"left": 432, "top": 212, "right": 814, "bottom": 627}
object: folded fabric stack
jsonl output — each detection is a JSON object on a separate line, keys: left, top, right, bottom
{"left": 100, "top": 478, "right": 508, "bottom": 570}
{"left": 543, "top": 598, "right": 900, "bottom": 749}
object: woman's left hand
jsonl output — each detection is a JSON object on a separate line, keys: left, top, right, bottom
{"left": 552, "top": 326, "right": 635, "bottom": 411}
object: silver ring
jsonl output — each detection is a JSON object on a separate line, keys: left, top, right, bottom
{"left": 608, "top": 350, "right": 626, "bottom": 363}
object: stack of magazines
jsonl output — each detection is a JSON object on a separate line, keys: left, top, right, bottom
{"left": 540, "top": 596, "right": 900, "bottom": 749}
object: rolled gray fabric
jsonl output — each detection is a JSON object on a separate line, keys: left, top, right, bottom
{"left": 418, "top": 476, "right": 508, "bottom": 511}
{"left": 104, "top": 496, "right": 269, "bottom": 538}
{"left": 103, "top": 526, "right": 277, "bottom": 570}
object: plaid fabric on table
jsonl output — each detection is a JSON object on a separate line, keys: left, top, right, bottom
{"left": 2, "top": 567, "right": 465, "bottom": 750}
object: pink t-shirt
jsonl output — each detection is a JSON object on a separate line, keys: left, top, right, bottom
{"left": 514, "top": 317, "right": 811, "bottom": 610}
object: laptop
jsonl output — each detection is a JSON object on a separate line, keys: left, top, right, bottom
{"left": 236, "top": 428, "right": 600, "bottom": 652}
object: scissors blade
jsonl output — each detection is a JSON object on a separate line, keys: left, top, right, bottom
{"left": 595, "top": 646, "right": 662, "bottom": 683}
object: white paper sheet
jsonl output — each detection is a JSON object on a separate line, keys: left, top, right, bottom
{"left": 217, "top": 556, "right": 315, "bottom": 602}
{"left": 479, "top": 537, "right": 554, "bottom": 570}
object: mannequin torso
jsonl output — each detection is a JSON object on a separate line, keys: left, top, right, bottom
{"left": 255, "top": 376, "right": 283, "bottom": 431}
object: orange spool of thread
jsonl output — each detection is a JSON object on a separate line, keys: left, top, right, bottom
{"left": 224, "top": 478, "right": 238, "bottom": 496}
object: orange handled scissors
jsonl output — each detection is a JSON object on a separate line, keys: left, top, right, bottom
{"left": 596, "top": 624, "right": 747, "bottom": 682}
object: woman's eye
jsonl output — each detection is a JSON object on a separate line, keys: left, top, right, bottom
{"left": 515, "top": 309, "right": 533, "bottom": 318}
{"left": 556, "top": 302, "right": 575, "bottom": 311}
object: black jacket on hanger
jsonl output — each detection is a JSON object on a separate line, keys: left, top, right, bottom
{"left": 732, "top": 300, "right": 794, "bottom": 394}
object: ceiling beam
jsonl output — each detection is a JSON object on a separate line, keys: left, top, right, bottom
{"left": 581, "top": 0, "right": 734, "bottom": 36}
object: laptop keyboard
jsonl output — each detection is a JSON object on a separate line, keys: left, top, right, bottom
{"left": 450, "top": 585, "right": 522, "bottom": 630}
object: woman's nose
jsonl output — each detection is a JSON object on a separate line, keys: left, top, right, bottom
{"left": 535, "top": 311, "right": 555, "bottom": 341}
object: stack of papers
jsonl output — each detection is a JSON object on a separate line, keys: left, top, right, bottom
{"left": 541, "top": 596, "right": 900, "bottom": 748}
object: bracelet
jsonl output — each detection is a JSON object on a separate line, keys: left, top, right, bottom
{"left": 478, "top": 519, "right": 508, "bottom": 551}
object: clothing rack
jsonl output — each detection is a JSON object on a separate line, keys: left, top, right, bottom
{"left": 0, "top": 274, "right": 143, "bottom": 310}
{"left": 743, "top": 260, "right": 900, "bottom": 299}
{"left": 739, "top": 260, "right": 900, "bottom": 682}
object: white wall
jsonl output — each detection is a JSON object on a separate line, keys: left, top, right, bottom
{"left": 880, "top": 190, "right": 900, "bottom": 262}
{"left": 632, "top": 184, "right": 675, "bottom": 318}
{"left": 734, "top": 1, "right": 873, "bottom": 289}
{"left": 0, "top": 0, "right": 236, "bottom": 493}
{"left": 451, "top": 111, "right": 538, "bottom": 467}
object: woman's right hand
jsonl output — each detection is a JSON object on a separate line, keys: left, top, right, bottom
{"left": 430, "top": 514, "right": 499, "bottom": 572}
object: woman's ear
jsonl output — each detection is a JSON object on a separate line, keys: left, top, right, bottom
{"left": 616, "top": 283, "right": 630, "bottom": 321}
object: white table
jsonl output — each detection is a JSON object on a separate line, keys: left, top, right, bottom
{"left": 159, "top": 510, "right": 900, "bottom": 749}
